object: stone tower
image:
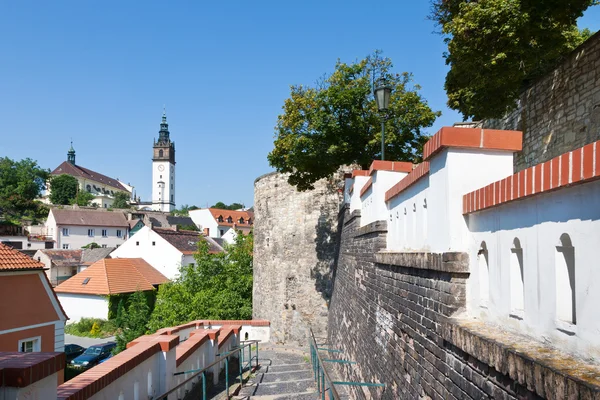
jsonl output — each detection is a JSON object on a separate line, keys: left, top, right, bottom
{"left": 152, "top": 110, "right": 176, "bottom": 212}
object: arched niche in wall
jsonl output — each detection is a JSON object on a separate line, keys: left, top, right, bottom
{"left": 510, "top": 238, "right": 524, "bottom": 319}
{"left": 555, "top": 233, "right": 576, "bottom": 326}
{"left": 478, "top": 241, "right": 490, "bottom": 307}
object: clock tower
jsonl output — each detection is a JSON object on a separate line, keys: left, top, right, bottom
{"left": 152, "top": 110, "right": 176, "bottom": 212}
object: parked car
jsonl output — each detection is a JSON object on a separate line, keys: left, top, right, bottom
{"left": 98, "top": 353, "right": 113, "bottom": 364}
{"left": 64, "top": 344, "right": 86, "bottom": 362}
{"left": 70, "top": 342, "right": 116, "bottom": 368}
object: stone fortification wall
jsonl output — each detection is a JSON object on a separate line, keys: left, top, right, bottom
{"left": 484, "top": 32, "right": 600, "bottom": 172}
{"left": 327, "top": 207, "right": 600, "bottom": 399}
{"left": 253, "top": 172, "right": 342, "bottom": 344}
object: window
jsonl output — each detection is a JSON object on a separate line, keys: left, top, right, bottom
{"left": 82, "top": 277, "right": 91, "bottom": 285}
{"left": 227, "top": 217, "right": 233, "bottom": 223}
{"left": 88, "top": 229, "right": 95, "bottom": 237}
{"left": 62, "top": 228, "right": 69, "bottom": 236}
{"left": 136, "top": 241, "right": 140, "bottom": 246}
{"left": 510, "top": 238, "right": 524, "bottom": 318}
{"left": 152, "top": 241, "right": 156, "bottom": 246}
{"left": 171, "top": 195, "right": 173, "bottom": 202}
{"left": 218, "top": 216, "right": 224, "bottom": 222}
{"left": 62, "top": 244, "right": 70, "bottom": 249}
{"left": 104, "top": 204, "right": 107, "bottom": 208}
{"left": 86, "top": 184, "right": 91, "bottom": 192}
{"left": 102, "top": 229, "right": 108, "bottom": 237}
{"left": 478, "top": 242, "right": 489, "bottom": 306}
{"left": 556, "top": 234, "right": 576, "bottom": 325}
{"left": 171, "top": 184, "right": 173, "bottom": 189}
{"left": 220, "top": 229, "right": 224, "bottom": 236}
{"left": 101, "top": 244, "right": 107, "bottom": 248}
{"left": 239, "top": 217, "right": 244, "bottom": 223}
{"left": 117, "top": 229, "right": 122, "bottom": 238}
{"left": 159, "top": 149, "right": 164, "bottom": 157}
{"left": 19, "top": 337, "right": 40, "bottom": 353}
{"left": 116, "top": 244, "right": 120, "bottom": 248}
{"left": 160, "top": 175, "right": 162, "bottom": 179}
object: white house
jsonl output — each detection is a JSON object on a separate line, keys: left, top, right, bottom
{"left": 55, "top": 258, "right": 168, "bottom": 322}
{"left": 189, "top": 208, "right": 253, "bottom": 244}
{"left": 46, "top": 207, "right": 129, "bottom": 250}
{"left": 110, "top": 226, "right": 224, "bottom": 279}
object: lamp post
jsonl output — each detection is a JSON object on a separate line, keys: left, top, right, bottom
{"left": 374, "top": 77, "right": 392, "bottom": 160}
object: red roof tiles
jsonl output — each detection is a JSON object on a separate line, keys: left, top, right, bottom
{"left": 0, "top": 243, "right": 45, "bottom": 270}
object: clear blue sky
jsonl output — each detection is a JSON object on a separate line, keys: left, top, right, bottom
{"left": 1, "top": 2, "right": 599, "bottom": 208}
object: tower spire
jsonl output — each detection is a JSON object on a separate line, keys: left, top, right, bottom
{"left": 67, "top": 140, "right": 76, "bottom": 165}
{"left": 158, "top": 107, "right": 170, "bottom": 143}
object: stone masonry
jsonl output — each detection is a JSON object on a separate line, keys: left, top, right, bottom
{"left": 326, "top": 206, "right": 600, "bottom": 399}
{"left": 485, "top": 31, "right": 600, "bottom": 172}
{"left": 253, "top": 172, "right": 343, "bottom": 344}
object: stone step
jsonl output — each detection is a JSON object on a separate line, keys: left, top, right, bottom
{"left": 256, "top": 370, "right": 313, "bottom": 383}
{"left": 252, "top": 378, "right": 316, "bottom": 396}
{"left": 233, "top": 391, "right": 318, "bottom": 400}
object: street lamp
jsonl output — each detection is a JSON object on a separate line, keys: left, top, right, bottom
{"left": 374, "top": 77, "right": 392, "bottom": 160}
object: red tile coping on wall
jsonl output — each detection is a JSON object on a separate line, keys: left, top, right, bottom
{"left": 175, "top": 330, "right": 212, "bottom": 367}
{"left": 359, "top": 178, "right": 373, "bottom": 198}
{"left": 217, "top": 325, "right": 241, "bottom": 349}
{"left": 385, "top": 162, "right": 430, "bottom": 202}
{"left": 368, "top": 160, "right": 414, "bottom": 175}
{"left": 351, "top": 170, "right": 369, "bottom": 177}
{"left": 200, "top": 319, "right": 270, "bottom": 327}
{"left": 57, "top": 340, "right": 162, "bottom": 400}
{"left": 463, "top": 141, "right": 600, "bottom": 214}
{"left": 423, "top": 127, "right": 523, "bottom": 161}
{"left": 127, "top": 334, "right": 180, "bottom": 352}
{"left": 0, "top": 352, "right": 65, "bottom": 387}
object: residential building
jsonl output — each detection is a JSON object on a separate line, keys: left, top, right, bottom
{"left": 0, "top": 223, "right": 54, "bottom": 252}
{"left": 33, "top": 247, "right": 114, "bottom": 286}
{"left": 47, "top": 144, "right": 133, "bottom": 208}
{"left": 46, "top": 207, "right": 129, "bottom": 249}
{"left": 0, "top": 243, "right": 68, "bottom": 353}
{"left": 152, "top": 111, "right": 176, "bottom": 212}
{"left": 55, "top": 258, "right": 168, "bottom": 322}
{"left": 110, "top": 226, "right": 223, "bottom": 279}
{"left": 189, "top": 208, "right": 253, "bottom": 243}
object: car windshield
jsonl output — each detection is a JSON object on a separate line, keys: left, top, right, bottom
{"left": 83, "top": 347, "right": 102, "bottom": 355}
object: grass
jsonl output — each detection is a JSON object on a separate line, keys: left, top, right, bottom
{"left": 65, "top": 318, "right": 118, "bottom": 338}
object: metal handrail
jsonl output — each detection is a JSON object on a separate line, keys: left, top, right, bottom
{"left": 309, "top": 328, "right": 341, "bottom": 400}
{"left": 154, "top": 339, "right": 260, "bottom": 399}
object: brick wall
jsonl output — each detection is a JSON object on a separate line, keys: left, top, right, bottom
{"left": 327, "top": 207, "right": 600, "bottom": 399}
{"left": 484, "top": 32, "right": 600, "bottom": 172}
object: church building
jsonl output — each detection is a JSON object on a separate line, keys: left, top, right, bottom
{"left": 151, "top": 111, "right": 176, "bottom": 212}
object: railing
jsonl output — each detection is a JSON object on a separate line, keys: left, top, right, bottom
{"left": 309, "top": 329, "right": 341, "bottom": 400}
{"left": 155, "top": 340, "right": 259, "bottom": 400}
{"left": 309, "top": 328, "right": 385, "bottom": 399}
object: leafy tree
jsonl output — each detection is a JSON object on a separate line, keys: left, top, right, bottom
{"left": 268, "top": 52, "right": 440, "bottom": 191}
{"left": 115, "top": 290, "right": 152, "bottom": 353}
{"left": 431, "top": 0, "right": 597, "bottom": 120}
{"left": 171, "top": 204, "right": 198, "bottom": 216}
{"left": 0, "top": 157, "right": 49, "bottom": 220}
{"left": 49, "top": 174, "right": 78, "bottom": 205}
{"left": 82, "top": 242, "right": 100, "bottom": 249}
{"left": 112, "top": 192, "right": 130, "bottom": 209}
{"left": 211, "top": 202, "right": 245, "bottom": 210}
{"left": 72, "top": 191, "right": 94, "bottom": 207}
{"left": 148, "top": 232, "right": 253, "bottom": 331}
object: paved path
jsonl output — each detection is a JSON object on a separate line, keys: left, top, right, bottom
{"left": 234, "top": 345, "right": 318, "bottom": 399}
{"left": 64, "top": 334, "right": 116, "bottom": 348}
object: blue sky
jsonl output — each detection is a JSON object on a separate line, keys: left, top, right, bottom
{"left": 1, "top": 2, "right": 599, "bottom": 208}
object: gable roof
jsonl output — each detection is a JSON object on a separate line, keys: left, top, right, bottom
{"left": 38, "top": 250, "right": 82, "bottom": 267}
{"left": 54, "top": 258, "right": 168, "bottom": 295}
{"left": 153, "top": 228, "right": 224, "bottom": 255}
{"left": 148, "top": 214, "right": 196, "bottom": 229}
{"left": 208, "top": 208, "right": 254, "bottom": 227}
{"left": 81, "top": 247, "right": 115, "bottom": 265}
{"left": 51, "top": 161, "right": 129, "bottom": 192}
{"left": 0, "top": 243, "right": 45, "bottom": 271}
{"left": 51, "top": 208, "right": 128, "bottom": 228}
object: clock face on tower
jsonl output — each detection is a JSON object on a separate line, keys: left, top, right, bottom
{"left": 158, "top": 165, "right": 165, "bottom": 172}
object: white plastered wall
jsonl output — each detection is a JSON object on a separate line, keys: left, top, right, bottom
{"left": 361, "top": 171, "right": 407, "bottom": 227}
{"left": 387, "top": 176, "right": 430, "bottom": 251}
{"left": 349, "top": 176, "right": 369, "bottom": 212}
{"left": 57, "top": 293, "right": 108, "bottom": 323}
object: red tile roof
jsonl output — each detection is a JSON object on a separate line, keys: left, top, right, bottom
{"left": 209, "top": 208, "right": 254, "bottom": 227}
{"left": 0, "top": 352, "right": 65, "bottom": 387}
{"left": 54, "top": 258, "right": 168, "bottom": 295}
{"left": 51, "top": 208, "right": 128, "bottom": 227}
{"left": 51, "top": 161, "right": 129, "bottom": 192}
{"left": 0, "top": 243, "right": 45, "bottom": 271}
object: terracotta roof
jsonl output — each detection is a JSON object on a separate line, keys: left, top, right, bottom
{"left": 154, "top": 228, "right": 224, "bottom": 254}
{"left": 54, "top": 258, "right": 168, "bottom": 295}
{"left": 51, "top": 208, "right": 128, "bottom": 227}
{"left": 0, "top": 243, "right": 45, "bottom": 271}
{"left": 51, "top": 161, "right": 129, "bottom": 192}
{"left": 209, "top": 208, "right": 254, "bottom": 227}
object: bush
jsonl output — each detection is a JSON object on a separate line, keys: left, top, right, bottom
{"left": 65, "top": 318, "right": 117, "bottom": 338}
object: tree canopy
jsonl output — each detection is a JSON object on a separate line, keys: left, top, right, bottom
{"left": 148, "top": 232, "right": 253, "bottom": 331}
{"left": 171, "top": 204, "right": 199, "bottom": 216}
{"left": 268, "top": 52, "right": 440, "bottom": 191}
{"left": 72, "top": 191, "right": 94, "bottom": 207}
{"left": 49, "top": 174, "right": 79, "bottom": 205}
{"left": 432, "top": 0, "right": 597, "bottom": 120}
{"left": 211, "top": 202, "right": 244, "bottom": 210}
{"left": 114, "top": 290, "right": 152, "bottom": 353}
{"left": 0, "top": 157, "right": 49, "bottom": 221}
{"left": 112, "top": 192, "right": 130, "bottom": 209}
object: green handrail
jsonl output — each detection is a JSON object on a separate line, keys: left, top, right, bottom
{"left": 156, "top": 339, "right": 260, "bottom": 400}
{"left": 309, "top": 328, "right": 341, "bottom": 400}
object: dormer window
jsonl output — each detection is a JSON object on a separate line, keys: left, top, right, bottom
{"left": 227, "top": 217, "right": 233, "bottom": 223}
{"left": 217, "top": 216, "right": 224, "bottom": 223}
{"left": 239, "top": 217, "right": 244, "bottom": 224}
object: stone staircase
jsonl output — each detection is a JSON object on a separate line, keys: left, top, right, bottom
{"left": 233, "top": 345, "right": 318, "bottom": 399}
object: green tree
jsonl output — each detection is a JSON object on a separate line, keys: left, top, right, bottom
{"left": 72, "top": 191, "right": 94, "bottom": 207}
{"left": 49, "top": 174, "right": 78, "bottom": 205}
{"left": 112, "top": 192, "right": 130, "bottom": 209}
{"left": 432, "top": 0, "right": 597, "bottom": 120}
{"left": 268, "top": 52, "right": 440, "bottom": 191}
{"left": 0, "top": 157, "right": 49, "bottom": 220}
{"left": 82, "top": 242, "right": 100, "bottom": 249}
{"left": 171, "top": 204, "right": 198, "bottom": 216}
{"left": 211, "top": 202, "right": 244, "bottom": 210}
{"left": 115, "top": 290, "right": 152, "bottom": 353}
{"left": 148, "top": 232, "right": 253, "bottom": 331}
